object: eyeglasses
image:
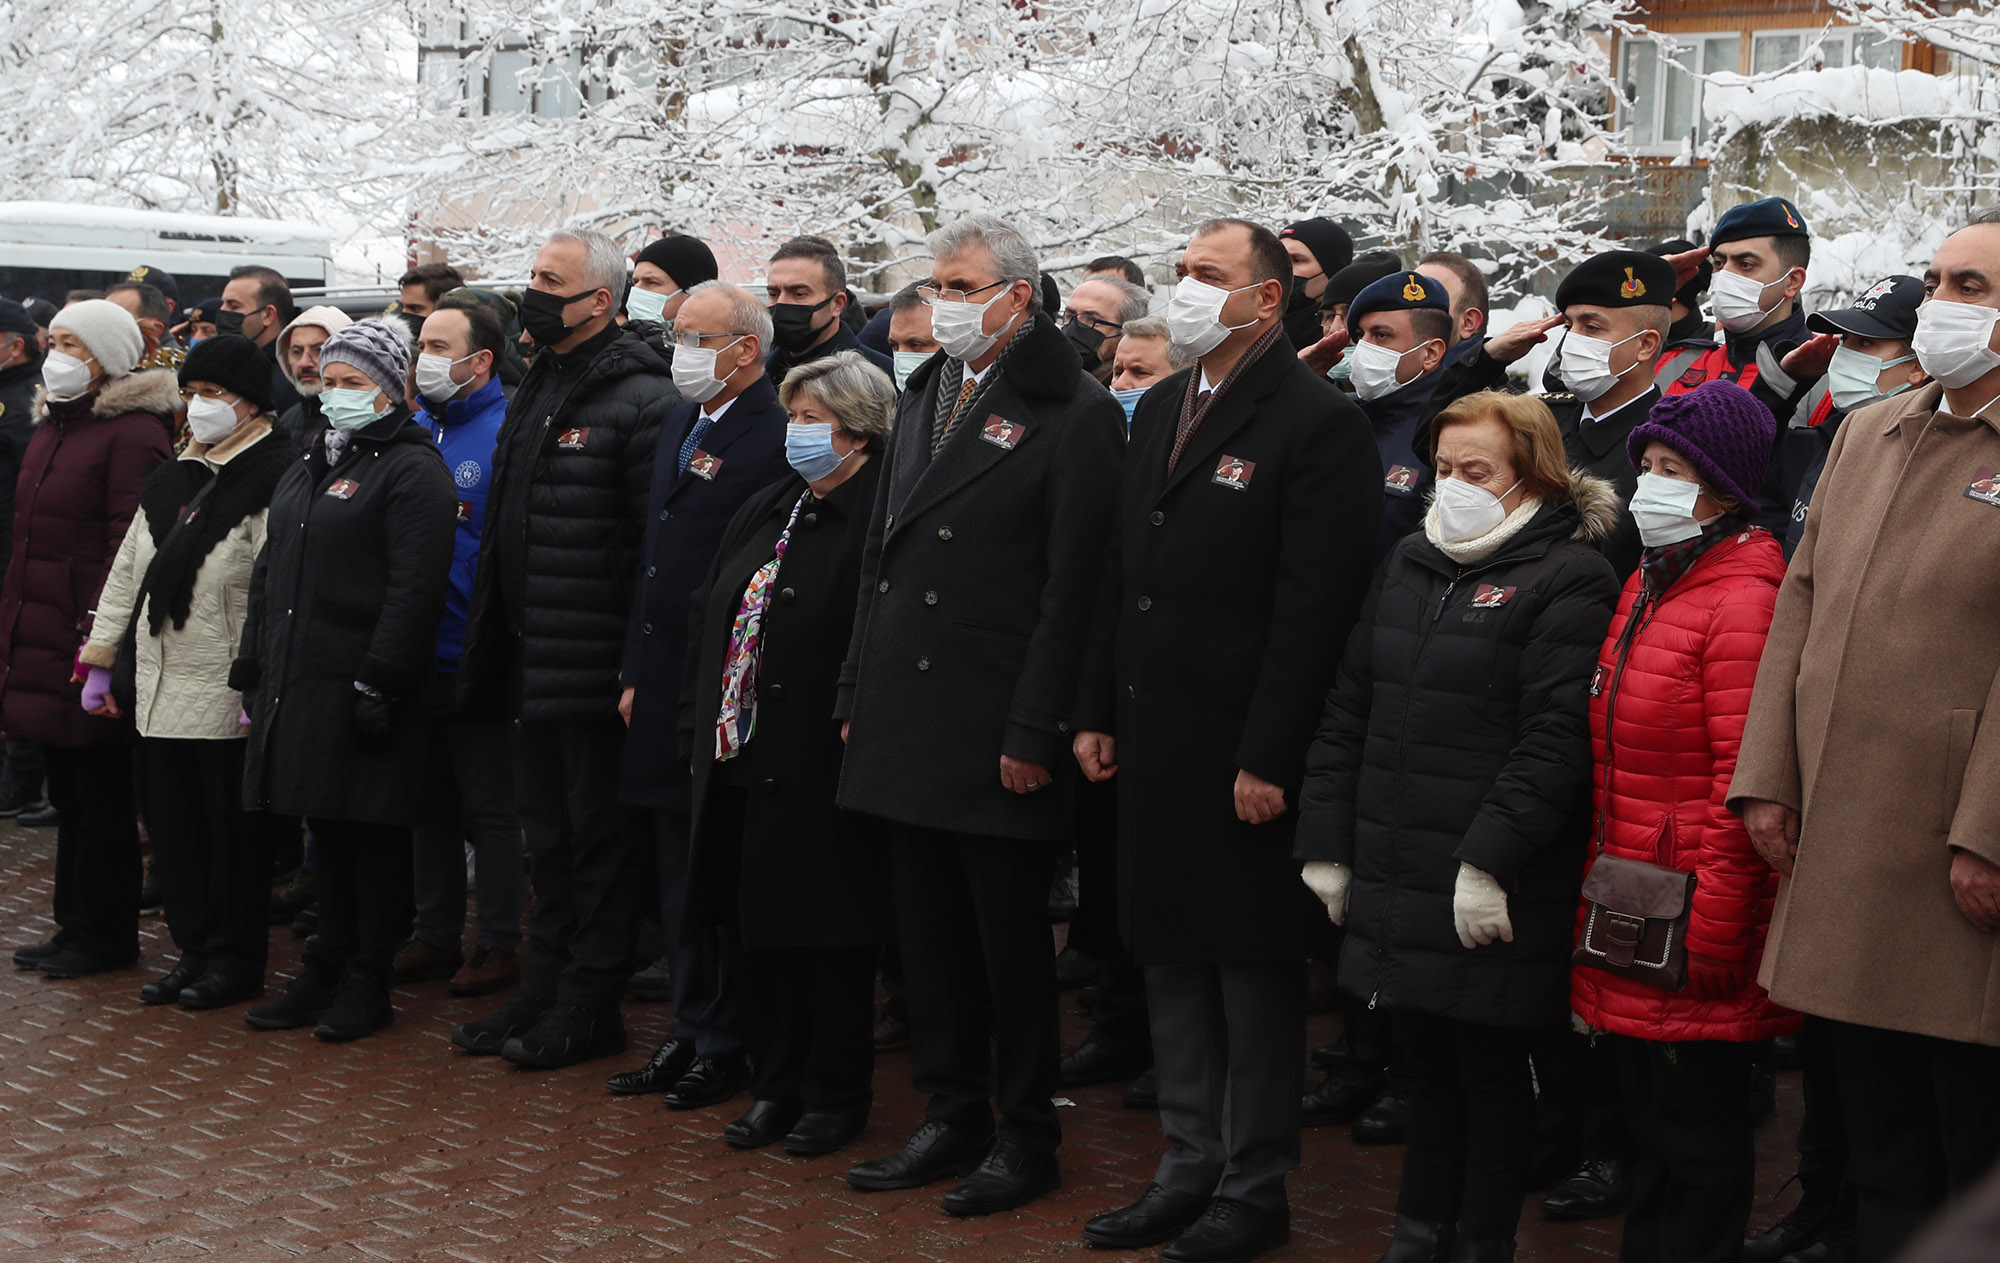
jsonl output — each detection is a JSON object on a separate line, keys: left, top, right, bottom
{"left": 1065, "top": 311, "right": 1124, "bottom": 334}
{"left": 178, "top": 385, "right": 234, "bottom": 403}
{"left": 918, "top": 279, "right": 1009, "bottom": 306}
{"left": 668, "top": 330, "right": 749, "bottom": 351}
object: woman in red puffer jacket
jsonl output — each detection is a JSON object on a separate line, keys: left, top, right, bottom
{"left": 1570, "top": 381, "right": 1801, "bottom": 1263}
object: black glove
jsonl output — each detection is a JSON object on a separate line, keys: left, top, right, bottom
{"left": 352, "top": 686, "right": 396, "bottom": 751}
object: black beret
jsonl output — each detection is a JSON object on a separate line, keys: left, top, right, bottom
{"left": 179, "top": 334, "right": 274, "bottom": 411}
{"left": 1712, "top": 197, "right": 1809, "bottom": 247}
{"left": 1555, "top": 250, "right": 1678, "bottom": 311}
{"left": 0, "top": 298, "right": 35, "bottom": 338}
{"left": 1320, "top": 251, "right": 1404, "bottom": 312}
{"left": 124, "top": 264, "right": 179, "bottom": 307}
{"left": 633, "top": 236, "right": 719, "bottom": 292}
{"left": 1280, "top": 218, "right": 1355, "bottom": 274}
{"left": 1346, "top": 270, "right": 1448, "bottom": 339}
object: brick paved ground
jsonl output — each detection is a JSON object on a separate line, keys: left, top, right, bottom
{"left": 0, "top": 822, "right": 1805, "bottom": 1262}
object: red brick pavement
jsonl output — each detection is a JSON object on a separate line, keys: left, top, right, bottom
{"left": 0, "top": 823, "right": 1805, "bottom": 1261}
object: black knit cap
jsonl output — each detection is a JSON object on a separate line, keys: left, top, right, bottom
{"left": 1649, "top": 237, "right": 1711, "bottom": 306}
{"left": 179, "top": 334, "right": 274, "bottom": 411}
{"left": 634, "top": 235, "right": 719, "bottom": 292}
{"left": 1280, "top": 218, "right": 1355, "bottom": 275}
{"left": 1555, "top": 250, "right": 1678, "bottom": 311}
{"left": 1320, "top": 251, "right": 1404, "bottom": 313}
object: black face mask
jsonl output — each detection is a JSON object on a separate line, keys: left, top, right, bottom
{"left": 1063, "top": 316, "right": 1108, "bottom": 363}
{"left": 213, "top": 308, "right": 259, "bottom": 340}
{"left": 770, "top": 296, "right": 833, "bottom": 354}
{"left": 519, "top": 287, "right": 598, "bottom": 348}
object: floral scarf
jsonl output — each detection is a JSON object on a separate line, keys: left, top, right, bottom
{"left": 714, "top": 490, "right": 810, "bottom": 760}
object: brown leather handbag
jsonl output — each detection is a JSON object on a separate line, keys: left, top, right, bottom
{"left": 1572, "top": 820, "right": 1694, "bottom": 992}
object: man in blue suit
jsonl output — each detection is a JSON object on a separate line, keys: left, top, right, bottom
{"left": 606, "top": 281, "right": 793, "bottom": 1110}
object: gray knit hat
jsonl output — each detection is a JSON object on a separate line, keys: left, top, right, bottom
{"left": 50, "top": 299, "right": 144, "bottom": 379}
{"left": 318, "top": 318, "right": 411, "bottom": 399}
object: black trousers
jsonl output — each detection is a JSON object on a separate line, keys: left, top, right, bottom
{"left": 1395, "top": 1010, "right": 1537, "bottom": 1243}
{"left": 308, "top": 818, "right": 412, "bottom": 975}
{"left": 1532, "top": 1028, "right": 1632, "bottom": 1172}
{"left": 1613, "top": 1036, "right": 1756, "bottom": 1263}
{"left": 513, "top": 720, "right": 648, "bottom": 1009}
{"left": 1148, "top": 961, "right": 1306, "bottom": 1213}
{"left": 890, "top": 825, "right": 1061, "bottom": 1151}
{"left": 45, "top": 742, "right": 140, "bottom": 958}
{"left": 1071, "top": 777, "right": 1149, "bottom": 1052}
{"left": 1832, "top": 1020, "right": 2000, "bottom": 1263}
{"left": 657, "top": 805, "right": 741, "bottom": 1056}
{"left": 6, "top": 737, "right": 44, "bottom": 795}
{"left": 744, "top": 944, "right": 878, "bottom": 1116}
{"left": 1796, "top": 1015, "right": 1848, "bottom": 1195}
{"left": 141, "top": 738, "right": 272, "bottom": 973}
{"left": 412, "top": 709, "right": 522, "bottom": 953}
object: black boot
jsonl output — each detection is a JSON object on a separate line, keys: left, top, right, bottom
{"left": 1377, "top": 1215, "right": 1455, "bottom": 1263}
{"left": 245, "top": 956, "right": 340, "bottom": 1030}
{"left": 313, "top": 968, "right": 393, "bottom": 1042}
{"left": 1744, "top": 1180, "right": 1841, "bottom": 1261}
{"left": 1353, "top": 1068, "right": 1411, "bottom": 1145}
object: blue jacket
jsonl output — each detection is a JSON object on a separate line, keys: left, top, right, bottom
{"left": 416, "top": 375, "right": 509, "bottom": 672}
{"left": 1362, "top": 364, "right": 1446, "bottom": 561}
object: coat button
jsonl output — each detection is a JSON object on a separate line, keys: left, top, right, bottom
{"left": 885, "top": 514, "right": 895, "bottom": 529}
{"left": 1127, "top": 684, "right": 1137, "bottom": 698}
{"left": 760, "top": 777, "right": 779, "bottom": 795}
{"left": 917, "top": 657, "right": 930, "bottom": 671}
{"left": 923, "top": 590, "right": 937, "bottom": 605}
{"left": 643, "top": 622, "right": 654, "bottom": 634}
{"left": 658, "top": 509, "right": 669, "bottom": 521}
{"left": 802, "top": 513, "right": 819, "bottom": 529}
{"left": 938, "top": 526, "right": 953, "bottom": 540}
{"left": 779, "top": 587, "right": 795, "bottom": 604}
{"left": 766, "top": 683, "right": 784, "bottom": 701}
{"left": 1057, "top": 721, "right": 1070, "bottom": 733}
{"left": 1150, "top": 511, "right": 1165, "bottom": 526}
{"left": 878, "top": 580, "right": 890, "bottom": 593}
{"left": 646, "top": 565, "right": 657, "bottom": 577}
{"left": 1137, "top": 596, "right": 1152, "bottom": 611}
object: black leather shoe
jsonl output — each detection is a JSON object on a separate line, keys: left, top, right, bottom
{"left": 1055, "top": 944, "right": 1101, "bottom": 989}
{"left": 13, "top": 938, "right": 62, "bottom": 969}
{"left": 140, "top": 955, "right": 208, "bottom": 1005}
{"left": 245, "top": 960, "right": 339, "bottom": 1030}
{"left": 1123, "top": 1067, "right": 1159, "bottom": 1110}
{"left": 941, "top": 1138, "right": 1059, "bottom": 1216}
{"left": 37, "top": 945, "right": 138, "bottom": 979}
{"left": 178, "top": 966, "right": 264, "bottom": 1010}
{"left": 1352, "top": 1083, "right": 1409, "bottom": 1145}
{"left": 1082, "top": 1183, "right": 1209, "bottom": 1248}
{"left": 1160, "top": 1196, "right": 1288, "bottom": 1263}
{"left": 501, "top": 1002, "right": 626, "bottom": 1069}
{"left": 664, "top": 1052, "right": 750, "bottom": 1109}
{"left": 313, "top": 971, "right": 393, "bottom": 1042}
{"left": 1783, "top": 1220, "right": 1854, "bottom": 1263}
{"left": 451, "top": 992, "right": 551, "bottom": 1055}
{"left": 1060, "top": 1037, "right": 1151, "bottom": 1088}
{"left": 1744, "top": 1185, "right": 1839, "bottom": 1261}
{"left": 1310, "top": 1041, "right": 1346, "bottom": 1070}
{"left": 606, "top": 1037, "right": 697, "bottom": 1095}
{"left": 1377, "top": 1213, "right": 1456, "bottom": 1263}
{"left": 846, "top": 1121, "right": 992, "bottom": 1191}
{"left": 723, "top": 1099, "right": 803, "bottom": 1149}
{"left": 784, "top": 1111, "right": 866, "bottom": 1156}
{"left": 1540, "top": 1157, "right": 1629, "bottom": 1221}
{"left": 1302, "top": 1063, "right": 1385, "bottom": 1127}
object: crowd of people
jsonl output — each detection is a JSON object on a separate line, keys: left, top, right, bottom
{"left": 2, "top": 192, "right": 1998, "bottom": 1263}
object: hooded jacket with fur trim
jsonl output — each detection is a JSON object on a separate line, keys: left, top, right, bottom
{"left": 1295, "top": 470, "right": 1622, "bottom": 1029}
{"left": 0, "top": 369, "right": 176, "bottom": 747}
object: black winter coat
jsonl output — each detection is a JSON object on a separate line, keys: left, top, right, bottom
{"left": 0, "top": 358, "right": 42, "bottom": 577}
{"left": 619, "top": 376, "right": 792, "bottom": 807}
{"left": 236, "top": 412, "right": 457, "bottom": 826}
{"left": 1294, "top": 478, "right": 1620, "bottom": 1028}
{"left": 836, "top": 315, "right": 1124, "bottom": 843}
{"left": 680, "top": 460, "right": 889, "bottom": 950}
{"left": 457, "top": 326, "right": 673, "bottom": 724}
{"left": 1077, "top": 338, "right": 1382, "bottom": 964}
{"left": 1548, "top": 387, "right": 1659, "bottom": 582}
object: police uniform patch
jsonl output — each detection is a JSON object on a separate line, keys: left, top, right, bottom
{"left": 1212, "top": 455, "right": 1255, "bottom": 490}
{"left": 1677, "top": 365, "right": 1708, "bottom": 389}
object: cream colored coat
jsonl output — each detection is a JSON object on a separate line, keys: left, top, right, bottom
{"left": 81, "top": 422, "right": 274, "bottom": 741}
{"left": 1731, "top": 383, "right": 2000, "bottom": 1046}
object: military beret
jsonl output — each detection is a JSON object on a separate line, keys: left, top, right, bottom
{"left": 1320, "top": 252, "right": 1404, "bottom": 313}
{"left": 1807, "top": 275, "right": 1924, "bottom": 341}
{"left": 123, "top": 264, "right": 179, "bottom": 308}
{"left": 0, "top": 298, "right": 35, "bottom": 338}
{"left": 1712, "top": 197, "right": 1810, "bottom": 247}
{"left": 1555, "top": 250, "right": 1677, "bottom": 311}
{"left": 1346, "top": 270, "right": 1448, "bottom": 339}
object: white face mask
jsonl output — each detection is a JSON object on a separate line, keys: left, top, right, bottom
{"left": 671, "top": 336, "right": 743, "bottom": 404}
{"left": 1825, "top": 345, "right": 1916, "bottom": 411}
{"left": 1710, "top": 268, "right": 1793, "bottom": 333}
{"left": 1912, "top": 299, "right": 2000, "bottom": 390}
{"left": 186, "top": 394, "right": 243, "bottom": 444}
{"left": 1350, "top": 337, "right": 1435, "bottom": 402}
{"left": 1433, "top": 475, "right": 1515, "bottom": 542}
{"left": 41, "top": 352, "right": 95, "bottom": 402}
{"left": 930, "top": 288, "right": 1010, "bottom": 363}
{"left": 1558, "top": 329, "right": 1646, "bottom": 402}
{"left": 626, "top": 285, "right": 677, "bottom": 326}
{"left": 893, "top": 350, "right": 929, "bottom": 391}
{"left": 1629, "top": 472, "right": 1706, "bottom": 546}
{"left": 1165, "top": 277, "right": 1261, "bottom": 357}
{"left": 415, "top": 351, "right": 478, "bottom": 404}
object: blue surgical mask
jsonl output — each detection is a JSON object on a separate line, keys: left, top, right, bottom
{"left": 1825, "top": 345, "right": 1916, "bottom": 412}
{"left": 626, "top": 285, "right": 676, "bottom": 325}
{"left": 893, "top": 350, "right": 929, "bottom": 391}
{"left": 320, "top": 386, "right": 386, "bottom": 432}
{"left": 785, "top": 422, "right": 853, "bottom": 481}
{"left": 1113, "top": 386, "right": 1146, "bottom": 427}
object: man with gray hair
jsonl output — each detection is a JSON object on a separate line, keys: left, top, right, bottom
{"left": 452, "top": 228, "right": 682, "bottom": 1070}
{"left": 836, "top": 213, "right": 1124, "bottom": 1216}
{"left": 1064, "top": 275, "right": 1149, "bottom": 386}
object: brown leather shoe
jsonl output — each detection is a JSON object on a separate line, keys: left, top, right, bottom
{"left": 449, "top": 945, "right": 520, "bottom": 997}
{"left": 392, "top": 938, "right": 463, "bottom": 984}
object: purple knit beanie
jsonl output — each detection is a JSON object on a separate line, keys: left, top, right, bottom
{"left": 1626, "top": 380, "right": 1775, "bottom": 517}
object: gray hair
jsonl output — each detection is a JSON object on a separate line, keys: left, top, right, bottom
{"left": 887, "top": 282, "right": 927, "bottom": 315}
{"left": 1084, "top": 276, "right": 1150, "bottom": 325}
{"left": 1120, "top": 315, "right": 1194, "bottom": 367}
{"left": 926, "top": 214, "right": 1041, "bottom": 314}
{"left": 547, "top": 229, "right": 628, "bottom": 301}
{"left": 777, "top": 350, "right": 897, "bottom": 442}
{"left": 684, "top": 280, "right": 774, "bottom": 349}
{"left": 1970, "top": 207, "right": 2000, "bottom": 228}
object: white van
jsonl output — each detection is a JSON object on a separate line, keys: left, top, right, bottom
{"left": 0, "top": 202, "right": 334, "bottom": 307}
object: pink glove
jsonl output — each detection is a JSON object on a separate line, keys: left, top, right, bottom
{"left": 79, "top": 665, "right": 112, "bottom": 713}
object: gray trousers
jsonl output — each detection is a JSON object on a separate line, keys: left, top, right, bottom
{"left": 1146, "top": 960, "right": 1307, "bottom": 1213}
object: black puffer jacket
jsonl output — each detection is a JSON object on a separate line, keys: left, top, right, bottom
{"left": 1294, "top": 474, "right": 1620, "bottom": 1029}
{"left": 456, "top": 327, "right": 674, "bottom": 724}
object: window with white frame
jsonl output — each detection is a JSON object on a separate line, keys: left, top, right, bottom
{"left": 1750, "top": 27, "right": 1905, "bottom": 74}
{"left": 417, "top": 25, "right": 616, "bottom": 118}
{"left": 1620, "top": 33, "right": 1740, "bottom": 154}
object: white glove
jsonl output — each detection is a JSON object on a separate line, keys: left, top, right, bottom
{"left": 1452, "top": 862, "right": 1513, "bottom": 949}
{"left": 1300, "top": 861, "right": 1350, "bottom": 926}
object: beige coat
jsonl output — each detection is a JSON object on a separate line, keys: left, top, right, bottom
{"left": 1731, "top": 383, "right": 2000, "bottom": 1046}
{"left": 81, "top": 422, "right": 274, "bottom": 741}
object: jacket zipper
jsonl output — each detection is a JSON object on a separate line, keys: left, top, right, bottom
{"left": 1596, "top": 593, "right": 1658, "bottom": 851}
